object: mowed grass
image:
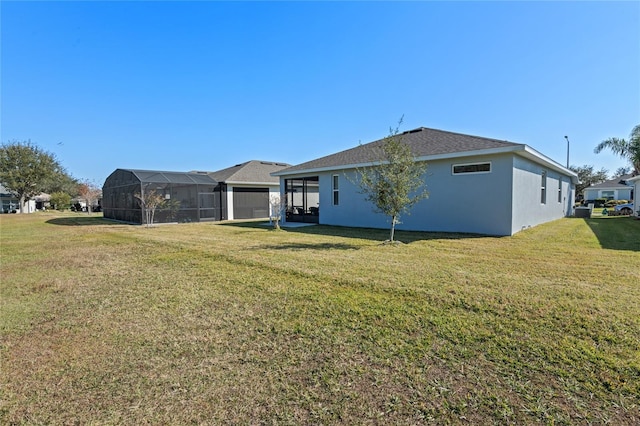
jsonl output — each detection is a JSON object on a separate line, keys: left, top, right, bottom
{"left": 1, "top": 212, "right": 639, "bottom": 425}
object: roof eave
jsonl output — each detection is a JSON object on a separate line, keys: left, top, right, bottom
{"left": 225, "top": 181, "right": 280, "bottom": 186}
{"left": 517, "top": 146, "right": 579, "bottom": 183}
{"left": 273, "top": 144, "right": 578, "bottom": 183}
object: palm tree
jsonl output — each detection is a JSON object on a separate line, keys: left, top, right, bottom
{"left": 594, "top": 124, "right": 640, "bottom": 175}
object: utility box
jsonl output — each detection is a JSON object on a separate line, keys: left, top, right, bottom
{"left": 575, "top": 207, "right": 591, "bottom": 218}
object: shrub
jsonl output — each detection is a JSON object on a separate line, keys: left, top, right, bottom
{"left": 49, "top": 192, "right": 72, "bottom": 211}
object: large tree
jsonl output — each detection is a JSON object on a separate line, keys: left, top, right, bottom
{"left": 569, "top": 164, "right": 609, "bottom": 198}
{"left": 0, "top": 140, "right": 65, "bottom": 213}
{"left": 594, "top": 124, "right": 640, "bottom": 175}
{"left": 614, "top": 166, "right": 631, "bottom": 178}
{"left": 45, "top": 171, "right": 79, "bottom": 195}
{"left": 354, "top": 119, "right": 429, "bottom": 243}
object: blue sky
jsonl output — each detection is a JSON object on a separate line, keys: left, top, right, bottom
{"left": 2, "top": 1, "right": 639, "bottom": 185}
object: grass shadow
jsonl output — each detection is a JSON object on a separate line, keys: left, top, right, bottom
{"left": 582, "top": 215, "right": 640, "bottom": 251}
{"left": 257, "top": 242, "right": 360, "bottom": 251}
{"left": 222, "top": 221, "right": 494, "bottom": 244}
{"left": 46, "top": 216, "right": 126, "bottom": 226}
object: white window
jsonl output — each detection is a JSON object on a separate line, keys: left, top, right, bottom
{"left": 541, "top": 171, "right": 547, "bottom": 204}
{"left": 601, "top": 190, "right": 614, "bottom": 200}
{"left": 332, "top": 175, "right": 339, "bottom": 205}
{"left": 557, "top": 178, "right": 562, "bottom": 203}
{"left": 452, "top": 162, "right": 491, "bottom": 175}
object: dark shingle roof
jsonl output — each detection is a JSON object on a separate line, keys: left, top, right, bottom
{"left": 205, "top": 160, "right": 291, "bottom": 184}
{"left": 587, "top": 174, "right": 635, "bottom": 189}
{"left": 278, "top": 127, "right": 522, "bottom": 174}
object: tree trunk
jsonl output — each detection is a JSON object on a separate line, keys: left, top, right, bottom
{"left": 19, "top": 195, "right": 26, "bottom": 214}
{"left": 389, "top": 215, "right": 397, "bottom": 242}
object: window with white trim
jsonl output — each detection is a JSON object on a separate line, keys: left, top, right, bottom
{"left": 541, "top": 171, "right": 547, "bottom": 204}
{"left": 332, "top": 174, "right": 339, "bottom": 205}
{"left": 452, "top": 162, "right": 491, "bottom": 174}
{"left": 557, "top": 178, "right": 562, "bottom": 203}
{"left": 601, "top": 190, "right": 614, "bottom": 200}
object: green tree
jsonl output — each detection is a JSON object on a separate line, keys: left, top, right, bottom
{"left": 594, "top": 124, "right": 640, "bottom": 174}
{"left": 44, "top": 171, "right": 79, "bottom": 196}
{"left": 0, "top": 140, "right": 65, "bottom": 213}
{"left": 614, "top": 166, "right": 631, "bottom": 178}
{"left": 569, "top": 164, "right": 609, "bottom": 198}
{"left": 354, "top": 119, "right": 429, "bottom": 243}
{"left": 49, "top": 191, "right": 72, "bottom": 210}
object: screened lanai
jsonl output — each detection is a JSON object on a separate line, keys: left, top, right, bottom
{"left": 102, "top": 169, "right": 225, "bottom": 224}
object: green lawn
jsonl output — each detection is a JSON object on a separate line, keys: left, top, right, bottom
{"left": 1, "top": 212, "right": 639, "bottom": 424}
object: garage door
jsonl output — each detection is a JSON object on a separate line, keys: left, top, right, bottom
{"left": 233, "top": 187, "right": 269, "bottom": 219}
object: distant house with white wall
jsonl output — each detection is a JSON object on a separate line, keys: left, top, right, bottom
{"left": 1, "top": 183, "right": 39, "bottom": 213}
{"left": 626, "top": 174, "right": 640, "bottom": 216}
{"left": 1, "top": 183, "right": 27, "bottom": 213}
{"left": 273, "top": 127, "right": 578, "bottom": 236}
{"left": 583, "top": 174, "right": 635, "bottom": 202}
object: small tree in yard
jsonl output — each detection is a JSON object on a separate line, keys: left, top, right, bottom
{"left": 77, "top": 180, "right": 102, "bottom": 213}
{"left": 134, "top": 187, "right": 166, "bottom": 227}
{"left": 269, "top": 194, "right": 287, "bottom": 230}
{"left": 50, "top": 191, "right": 72, "bottom": 210}
{"left": 354, "top": 119, "right": 429, "bottom": 243}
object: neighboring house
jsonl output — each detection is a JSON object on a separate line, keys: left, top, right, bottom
{"left": 102, "top": 161, "right": 290, "bottom": 224}
{"left": 102, "top": 169, "right": 220, "bottom": 224}
{"left": 1, "top": 183, "right": 24, "bottom": 213}
{"left": 202, "top": 160, "right": 290, "bottom": 220}
{"left": 583, "top": 174, "right": 635, "bottom": 202}
{"left": 0, "top": 183, "right": 37, "bottom": 213}
{"left": 627, "top": 175, "right": 640, "bottom": 216}
{"left": 273, "top": 127, "right": 578, "bottom": 236}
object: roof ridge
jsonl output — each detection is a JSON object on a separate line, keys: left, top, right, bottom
{"left": 406, "top": 127, "right": 517, "bottom": 145}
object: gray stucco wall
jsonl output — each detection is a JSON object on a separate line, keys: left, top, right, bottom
{"left": 634, "top": 180, "right": 640, "bottom": 216}
{"left": 283, "top": 154, "right": 517, "bottom": 236}
{"left": 511, "top": 156, "right": 571, "bottom": 234}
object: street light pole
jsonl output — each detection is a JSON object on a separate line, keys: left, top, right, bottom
{"left": 564, "top": 136, "right": 570, "bottom": 168}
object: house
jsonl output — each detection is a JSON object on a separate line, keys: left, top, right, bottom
{"left": 102, "top": 161, "right": 290, "bottom": 224}
{"left": 273, "top": 127, "right": 578, "bottom": 236}
{"left": 201, "top": 160, "right": 290, "bottom": 220}
{"left": 626, "top": 174, "right": 640, "bottom": 216}
{"left": 583, "top": 174, "right": 635, "bottom": 203}
{"left": 1, "top": 183, "right": 37, "bottom": 213}
{"left": 102, "top": 169, "right": 221, "bottom": 224}
{"left": 1, "top": 183, "right": 25, "bottom": 213}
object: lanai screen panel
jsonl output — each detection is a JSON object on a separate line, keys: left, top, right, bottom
{"left": 102, "top": 169, "right": 143, "bottom": 223}
{"left": 233, "top": 187, "right": 269, "bottom": 219}
{"left": 102, "top": 169, "right": 219, "bottom": 224}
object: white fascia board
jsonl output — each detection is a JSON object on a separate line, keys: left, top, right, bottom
{"left": 516, "top": 146, "right": 579, "bottom": 183}
{"left": 272, "top": 152, "right": 516, "bottom": 177}
{"left": 272, "top": 165, "right": 368, "bottom": 177}
{"left": 627, "top": 175, "right": 640, "bottom": 182}
{"left": 225, "top": 181, "right": 279, "bottom": 186}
